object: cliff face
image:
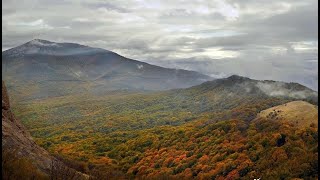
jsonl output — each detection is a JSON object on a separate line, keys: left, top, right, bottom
{"left": 2, "top": 81, "right": 53, "bottom": 173}
{"left": 2, "top": 81, "right": 89, "bottom": 179}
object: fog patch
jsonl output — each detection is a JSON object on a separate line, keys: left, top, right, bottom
{"left": 137, "top": 64, "right": 144, "bottom": 69}
{"left": 209, "top": 72, "right": 228, "bottom": 79}
{"left": 244, "top": 87, "right": 252, "bottom": 93}
{"left": 29, "top": 39, "right": 60, "bottom": 47}
{"left": 256, "top": 82, "right": 317, "bottom": 99}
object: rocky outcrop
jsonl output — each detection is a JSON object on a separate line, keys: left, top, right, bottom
{"left": 2, "top": 81, "right": 53, "bottom": 173}
{"left": 2, "top": 81, "right": 88, "bottom": 179}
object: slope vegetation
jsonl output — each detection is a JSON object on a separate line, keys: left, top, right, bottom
{"left": 257, "top": 101, "right": 318, "bottom": 128}
{"left": 9, "top": 76, "right": 318, "bottom": 179}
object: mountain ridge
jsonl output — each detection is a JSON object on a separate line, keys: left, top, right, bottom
{"left": 2, "top": 39, "right": 213, "bottom": 101}
{"left": 188, "top": 74, "right": 318, "bottom": 104}
{"left": 3, "top": 39, "right": 210, "bottom": 76}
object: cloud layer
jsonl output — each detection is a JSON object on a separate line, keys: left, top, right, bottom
{"left": 2, "top": 0, "right": 318, "bottom": 90}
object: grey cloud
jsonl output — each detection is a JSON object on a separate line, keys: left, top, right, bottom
{"left": 85, "top": 2, "right": 131, "bottom": 13}
{"left": 239, "top": 5, "right": 318, "bottom": 41}
{"left": 2, "top": 0, "right": 318, "bottom": 90}
{"left": 194, "top": 35, "right": 253, "bottom": 48}
{"left": 255, "top": 81, "right": 317, "bottom": 99}
{"left": 162, "top": 9, "right": 191, "bottom": 17}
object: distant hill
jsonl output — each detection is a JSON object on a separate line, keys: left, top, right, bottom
{"left": 162, "top": 75, "right": 318, "bottom": 115}
{"left": 256, "top": 101, "right": 318, "bottom": 128}
{"left": 2, "top": 39, "right": 212, "bottom": 101}
{"left": 188, "top": 75, "right": 318, "bottom": 103}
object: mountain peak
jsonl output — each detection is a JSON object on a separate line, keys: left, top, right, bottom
{"left": 30, "top": 38, "right": 52, "bottom": 43}
{"left": 226, "top": 74, "right": 250, "bottom": 80}
{"left": 27, "top": 39, "right": 60, "bottom": 47}
{"left": 3, "top": 39, "right": 110, "bottom": 56}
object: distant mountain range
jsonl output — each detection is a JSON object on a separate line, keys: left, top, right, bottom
{"left": 2, "top": 39, "right": 318, "bottom": 104}
{"left": 2, "top": 39, "right": 212, "bottom": 100}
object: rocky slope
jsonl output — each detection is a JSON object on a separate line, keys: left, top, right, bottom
{"left": 2, "top": 81, "right": 88, "bottom": 179}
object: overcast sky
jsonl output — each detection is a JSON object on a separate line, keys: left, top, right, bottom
{"left": 2, "top": 0, "right": 318, "bottom": 90}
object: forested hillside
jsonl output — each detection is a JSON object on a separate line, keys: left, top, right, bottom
{"left": 10, "top": 76, "right": 318, "bottom": 179}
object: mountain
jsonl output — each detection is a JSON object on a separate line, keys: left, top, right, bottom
{"left": 153, "top": 75, "right": 318, "bottom": 119}
{"left": 186, "top": 75, "right": 318, "bottom": 104}
{"left": 2, "top": 39, "right": 212, "bottom": 101}
{"left": 2, "top": 81, "right": 88, "bottom": 179}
